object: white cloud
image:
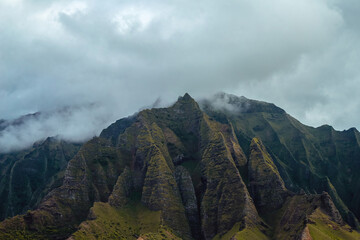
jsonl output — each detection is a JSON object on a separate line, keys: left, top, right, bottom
{"left": 0, "top": 0, "right": 359, "bottom": 152}
{"left": 0, "top": 104, "right": 113, "bottom": 153}
{"left": 36, "top": 1, "right": 88, "bottom": 21}
{"left": 112, "top": 6, "right": 156, "bottom": 34}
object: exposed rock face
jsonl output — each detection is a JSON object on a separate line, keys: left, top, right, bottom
{"left": 0, "top": 138, "right": 80, "bottom": 220}
{"left": 1, "top": 93, "right": 359, "bottom": 240}
{"left": 320, "top": 191, "right": 344, "bottom": 225}
{"left": 175, "top": 166, "right": 201, "bottom": 238}
{"left": 199, "top": 115, "right": 260, "bottom": 240}
{"left": 0, "top": 137, "right": 127, "bottom": 239}
{"left": 202, "top": 93, "right": 360, "bottom": 229}
{"left": 108, "top": 167, "right": 133, "bottom": 207}
{"left": 276, "top": 195, "right": 319, "bottom": 239}
{"left": 274, "top": 193, "right": 345, "bottom": 240}
{"left": 248, "top": 137, "right": 288, "bottom": 211}
{"left": 300, "top": 226, "right": 313, "bottom": 240}
{"left": 140, "top": 146, "right": 192, "bottom": 239}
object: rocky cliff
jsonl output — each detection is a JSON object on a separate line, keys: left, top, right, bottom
{"left": 0, "top": 138, "right": 80, "bottom": 221}
{"left": 1, "top": 93, "right": 360, "bottom": 240}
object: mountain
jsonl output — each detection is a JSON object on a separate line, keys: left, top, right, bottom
{"left": 0, "top": 93, "right": 360, "bottom": 239}
{"left": 0, "top": 138, "right": 81, "bottom": 221}
{"left": 200, "top": 93, "right": 360, "bottom": 228}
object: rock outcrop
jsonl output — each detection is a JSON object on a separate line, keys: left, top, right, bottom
{"left": 108, "top": 167, "right": 133, "bottom": 207}
{"left": 0, "top": 138, "right": 80, "bottom": 221}
{"left": 248, "top": 137, "right": 288, "bottom": 211}
{"left": 175, "top": 166, "right": 201, "bottom": 239}
{"left": 320, "top": 191, "right": 344, "bottom": 225}
{"left": 199, "top": 116, "right": 260, "bottom": 239}
{"left": 1, "top": 93, "right": 359, "bottom": 240}
{"left": 273, "top": 193, "right": 345, "bottom": 240}
{"left": 202, "top": 93, "right": 360, "bottom": 229}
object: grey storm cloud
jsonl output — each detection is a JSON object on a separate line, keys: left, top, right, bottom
{"left": 0, "top": 0, "right": 359, "bottom": 152}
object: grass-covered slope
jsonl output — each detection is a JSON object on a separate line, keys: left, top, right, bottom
{"left": 307, "top": 208, "right": 360, "bottom": 240}
{"left": 213, "top": 222, "right": 270, "bottom": 240}
{"left": 70, "top": 201, "right": 181, "bottom": 240}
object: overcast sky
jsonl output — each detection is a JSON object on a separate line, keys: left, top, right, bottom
{"left": 1, "top": 0, "right": 360, "bottom": 152}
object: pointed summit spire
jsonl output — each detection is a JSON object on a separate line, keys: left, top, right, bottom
{"left": 177, "top": 93, "right": 194, "bottom": 102}
{"left": 172, "top": 93, "right": 201, "bottom": 112}
{"left": 182, "top": 92, "right": 192, "bottom": 100}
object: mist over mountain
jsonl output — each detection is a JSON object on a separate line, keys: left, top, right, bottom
{"left": 1, "top": 0, "right": 360, "bottom": 132}
{"left": 0, "top": 104, "right": 118, "bottom": 153}
{"left": 1, "top": 0, "right": 360, "bottom": 239}
{"left": 1, "top": 93, "right": 360, "bottom": 240}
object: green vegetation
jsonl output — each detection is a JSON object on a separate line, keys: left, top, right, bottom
{"left": 232, "top": 228, "right": 270, "bottom": 240}
{"left": 0, "top": 138, "right": 80, "bottom": 221}
{"left": 141, "top": 146, "right": 192, "bottom": 239}
{"left": 248, "top": 137, "right": 287, "bottom": 211}
{"left": 308, "top": 208, "right": 360, "bottom": 240}
{"left": 71, "top": 202, "right": 181, "bottom": 240}
{"left": 202, "top": 93, "right": 360, "bottom": 229}
{"left": 213, "top": 222, "right": 269, "bottom": 240}
{"left": 2, "top": 93, "right": 360, "bottom": 240}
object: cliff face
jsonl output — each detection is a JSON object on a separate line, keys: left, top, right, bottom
{"left": 0, "top": 138, "right": 81, "bottom": 221}
{"left": 175, "top": 165, "right": 200, "bottom": 238}
{"left": 1, "top": 93, "right": 360, "bottom": 240}
{"left": 201, "top": 93, "right": 360, "bottom": 229}
{"left": 199, "top": 114, "right": 260, "bottom": 239}
{"left": 248, "top": 137, "right": 288, "bottom": 212}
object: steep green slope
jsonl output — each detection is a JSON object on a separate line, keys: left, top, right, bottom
{"left": 213, "top": 222, "right": 269, "bottom": 240}
{"left": 69, "top": 202, "right": 181, "bottom": 240}
{"left": 1, "top": 93, "right": 359, "bottom": 240}
{"left": 248, "top": 137, "right": 288, "bottom": 212}
{"left": 268, "top": 193, "right": 343, "bottom": 239}
{"left": 0, "top": 137, "right": 131, "bottom": 239}
{"left": 307, "top": 208, "right": 360, "bottom": 240}
{"left": 0, "top": 94, "right": 259, "bottom": 239}
{"left": 0, "top": 138, "right": 81, "bottom": 221}
{"left": 201, "top": 92, "right": 360, "bottom": 229}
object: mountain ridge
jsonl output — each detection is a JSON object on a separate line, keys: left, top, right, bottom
{"left": 0, "top": 93, "right": 359, "bottom": 240}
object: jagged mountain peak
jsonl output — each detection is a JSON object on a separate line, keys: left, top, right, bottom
{"left": 181, "top": 92, "right": 193, "bottom": 100}
{"left": 172, "top": 93, "right": 201, "bottom": 112}
{"left": 1, "top": 92, "right": 360, "bottom": 240}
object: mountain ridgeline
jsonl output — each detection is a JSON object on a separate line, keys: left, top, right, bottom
{"left": 0, "top": 138, "right": 81, "bottom": 221}
{"left": 1, "top": 93, "right": 360, "bottom": 240}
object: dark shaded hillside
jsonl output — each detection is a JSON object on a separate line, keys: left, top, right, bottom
{"left": 0, "top": 138, "right": 81, "bottom": 220}
{"left": 0, "top": 93, "right": 359, "bottom": 240}
{"left": 200, "top": 92, "right": 360, "bottom": 228}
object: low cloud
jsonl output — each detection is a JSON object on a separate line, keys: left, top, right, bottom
{"left": 0, "top": 104, "right": 118, "bottom": 153}
{"left": 199, "top": 93, "right": 250, "bottom": 114}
